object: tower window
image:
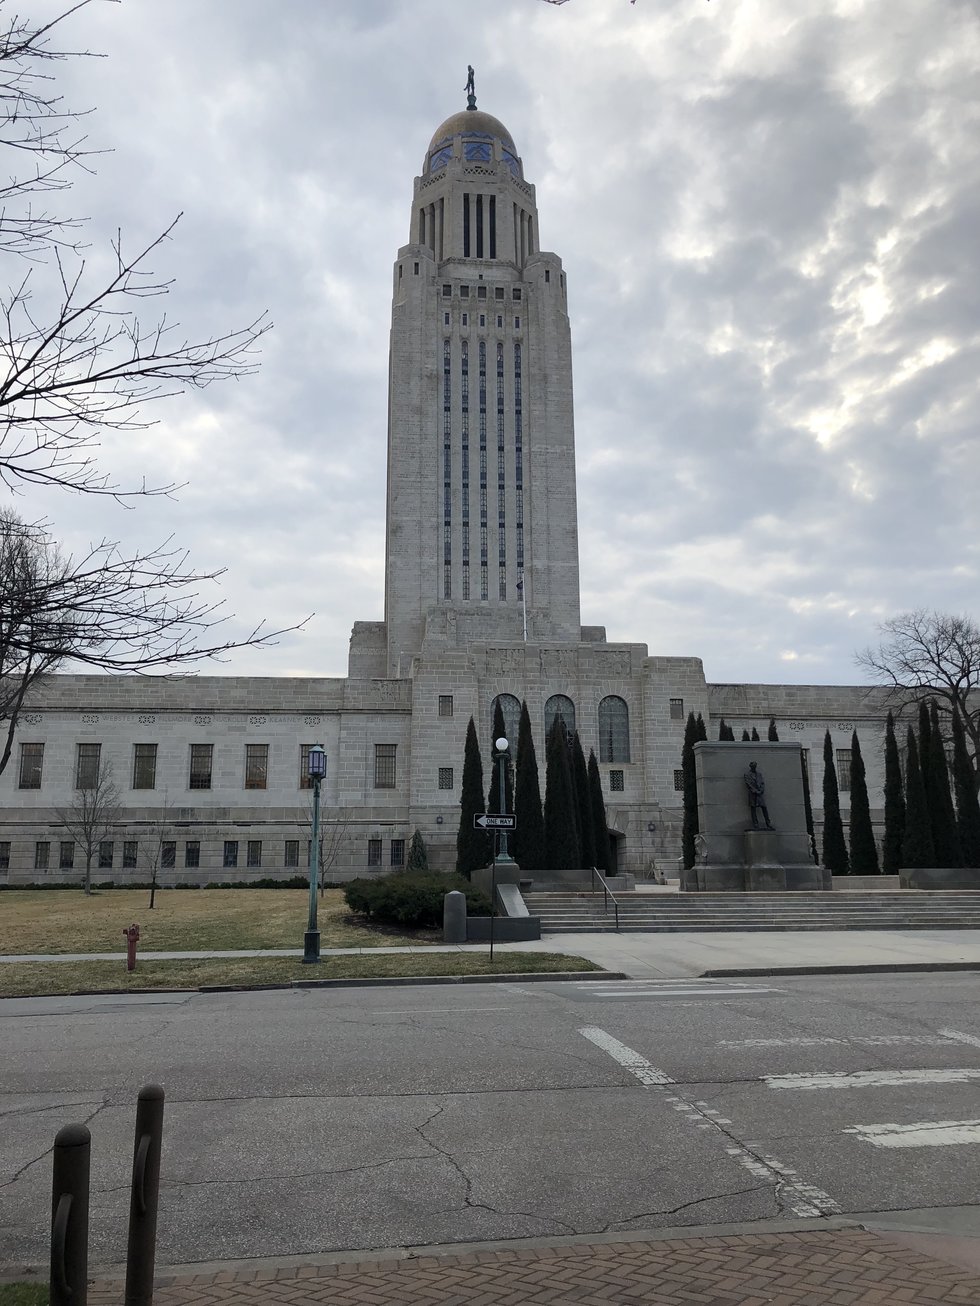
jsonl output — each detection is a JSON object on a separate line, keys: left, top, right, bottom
{"left": 514, "top": 317, "right": 521, "bottom": 330}
{"left": 462, "top": 313, "right": 468, "bottom": 326}
{"left": 374, "top": 744, "right": 397, "bottom": 789}
{"left": 442, "top": 284, "right": 451, "bottom": 297}
{"left": 599, "top": 696, "right": 631, "bottom": 763}
{"left": 414, "top": 261, "right": 419, "bottom": 275}
{"left": 438, "top": 695, "right": 454, "bottom": 717}
{"left": 512, "top": 288, "right": 522, "bottom": 300}
{"left": 497, "top": 315, "right": 503, "bottom": 329}
{"left": 460, "top": 284, "right": 469, "bottom": 298}
{"left": 479, "top": 314, "right": 485, "bottom": 327}
{"left": 398, "top": 265, "right": 403, "bottom": 279}
{"left": 495, "top": 287, "right": 504, "bottom": 299}
{"left": 545, "top": 269, "right": 550, "bottom": 283}
{"left": 669, "top": 698, "right": 684, "bottom": 720}
{"left": 477, "top": 285, "right": 487, "bottom": 299}
{"left": 444, "top": 312, "right": 450, "bottom": 325}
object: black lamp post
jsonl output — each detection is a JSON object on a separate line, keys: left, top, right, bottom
{"left": 303, "top": 743, "right": 326, "bottom": 964}
{"left": 493, "top": 735, "right": 514, "bottom": 865}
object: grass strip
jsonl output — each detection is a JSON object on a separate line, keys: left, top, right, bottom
{"left": 0, "top": 951, "right": 601, "bottom": 998}
{"left": 0, "top": 889, "right": 437, "bottom": 954}
{"left": 0, "top": 1285, "right": 47, "bottom": 1306}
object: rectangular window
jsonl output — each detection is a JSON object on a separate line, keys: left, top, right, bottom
{"left": 609, "top": 770, "right": 625, "bottom": 792}
{"left": 19, "top": 742, "right": 44, "bottom": 789}
{"left": 132, "top": 743, "right": 157, "bottom": 790}
{"left": 247, "top": 839, "right": 262, "bottom": 868}
{"left": 59, "top": 841, "right": 74, "bottom": 870}
{"left": 223, "top": 840, "right": 239, "bottom": 869}
{"left": 75, "top": 742, "right": 101, "bottom": 789}
{"left": 438, "top": 694, "right": 454, "bottom": 717}
{"left": 545, "top": 268, "right": 551, "bottom": 283}
{"left": 442, "top": 283, "right": 451, "bottom": 297}
{"left": 184, "top": 841, "right": 200, "bottom": 869}
{"left": 673, "top": 769, "right": 685, "bottom": 792}
{"left": 189, "top": 743, "right": 213, "bottom": 790}
{"left": 497, "top": 314, "right": 503, "bottom": 328}
{"left": 34, "top": 841, "right": 50, "bottom": 871}
{"left": 479, "top": 314, "right": 486, "bottom": 327}
{"left": 244, "top": 744, "right": 269, "bottom": 790}
{"left": 462, "top": 312, "right": 468, "bottom": 326}
{"left": 495, "top": 286, "right": 504, "bottom": 299}
{"left": 413, "top": 261, "right": 419, "bottom": 275}
{"left": 123, "top": 841, "right": 138, "bottom": 869}
{"left": 512, "top": 287, "right": 522, "bottom": 300}
{"left": 161, "top": 841, "right": 176, "bottom": 869}
{"left": 669, "top": 698, "right": 684, "bottom": 720}
{"left": 367, "top": 838, "right": 383, "bottom": 867}
{"left": 836, "top": 749, "right": 852, "bottom": 792}
{"left": 0, "top": 841, "right": 9, "bottom": 869}
{"left": 299, "top": 743, "right": 315, "bottom": 790}
{"left": 438, "top": 767, "right": 454, "bottom": 790}
{"left": 444, "top": 311, "right": 450, "bottom": 326}
{"left": 390, "top": 838, "right": 405, "bottom": 868}
{"left": 477, "top": 284, "right": 487, "bottom": 299}
{"left": 284, "top": 839, "right": 299, "bottom": 868}
{"left": 374, "top": 744, "right": 397, "bottom": 789}
{"left": 460, "top": 284, "right": 469, "bottom": 298}
{"left": 514, "top": 316, "right": 520, "bottom": 329}
{"left": 98, "top": 841, "right": 114, "bottom": 869}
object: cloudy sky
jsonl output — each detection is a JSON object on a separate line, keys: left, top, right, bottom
{"left": 10, "top": 0, "right": 980, "bottom": 686}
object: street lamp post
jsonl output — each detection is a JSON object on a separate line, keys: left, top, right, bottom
{"left": 494, "top": 736, "right": 514, "bottom": 866}
{"left": 303, "top": 744, "right": 326, "bottom": 964}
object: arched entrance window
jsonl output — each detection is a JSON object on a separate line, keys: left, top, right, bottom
{"left": 598, "top": 696, "right": 630, "bottom": 763}
{"left": 544, "top": 694, "right": 576, "bottom": 740}
{"left": 490, "top": 694, "right": 521, "bottom": 749}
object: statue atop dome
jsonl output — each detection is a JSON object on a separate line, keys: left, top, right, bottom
{"left": 465, "top": 65, "right": 476, "bottom": 110}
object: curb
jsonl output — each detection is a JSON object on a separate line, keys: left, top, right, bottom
{"left": 702, "top": 961, "right": 980, "bottom": 978}
{"left": 7, "top": 969, "right": 622, "bottom": 1000}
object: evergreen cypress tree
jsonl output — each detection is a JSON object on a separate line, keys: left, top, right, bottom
{"left": 487, "top": 699, "right": 514, "bottom": 820}
{"left": 513, "top": 699, "right": 545, "bottom": 870}
{"left": 588, "top": 750, "right": 613, "bottom": 872}
{"left": 681, "top": 712, "right": 699, "bottom": 870}
{"left": 768, "top": 719, "right": 779, "bottom": 741}
{"left": 741, "top": 729, "right": 751, "bottom": 741}
{"left": 544, "top": 717, "right": 580, "bottom": 870}
{"left": 456, "top": 717, "right": 490, "bottom": 878}
{"left": 848, "top": 731, "right": 879, "bottom": 875}
{"left": 821, "top": 729, "right": 850, "bottom": 874}
{"left": 951, "top": 709, "right": 980, "bottom": 868}
{"left": 717, "top": 717, "right": 728, "bottom": 742}
{"left": 801, "top": 748, "right": 818, "bottom": 864}
{"left": 696, "top": 713, "right": 708, "bottom": 741}
{"left": 722, "top": 721, "right": 735, "bottom": 741}
{"left": 572, "top": 732, "right": 596, "bottom": 868}
{"left": 918, "top": 699, "right": 939, "bottom": 857}
{"left": 928, "top": 699, "right": 962, "bottom": 866}
{"left": 902, "top": 726, "right": 935, "bottom": 868}
{"left": 406, "top": 829, "right": 429, "bottom": 872}
{"left": 751, "top": 726, "right": 760, "bottom": 742}
{"left": 881, "top": 711, "right": 906, "bottom": 875}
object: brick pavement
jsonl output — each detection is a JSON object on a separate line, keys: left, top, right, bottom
{"left": 85, "top": 1226, "right": 980, "bottom": 1304}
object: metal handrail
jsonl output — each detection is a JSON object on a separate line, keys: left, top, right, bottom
{"left": 589, "top": 866, "right": 620, "bottom": 931}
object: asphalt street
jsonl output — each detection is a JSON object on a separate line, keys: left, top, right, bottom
{"left": 2, "top": 972, "right": 980, "bottom": 1271}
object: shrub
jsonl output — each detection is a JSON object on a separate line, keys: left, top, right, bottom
{"left": 344, "top": 872, "right": 492, "bottom": 928}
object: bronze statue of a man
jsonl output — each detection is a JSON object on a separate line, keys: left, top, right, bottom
{"left": 744, "top": 761, "right": 774, "bottom": 830}
{"left": 465, "top": 66, "right": 475, "bottom": 100}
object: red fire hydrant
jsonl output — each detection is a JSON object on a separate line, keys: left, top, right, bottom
{"left": 123, "top": 923, "right": 140, "bottom": 972}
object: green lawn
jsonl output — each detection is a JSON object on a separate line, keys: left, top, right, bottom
{"left": 0, "top": 888, "right": 435, "bottom": 955}
{"left": 0, "top": 950, "right": 600, "bottom": 998}
{"left": 0, "top": 1284, "right": 46, "bottom": 1306}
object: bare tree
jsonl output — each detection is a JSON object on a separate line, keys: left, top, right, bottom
{"left": 0, "top": 510, "right": 306, "bottom": 778}
{"left": 299, "top": 802, "right": 351, "bottom": 896}
{"left": 857, "top": 610, "right": 980, "bottom": 792}
{"left": 139, "top": 792, "right": 175, "bottom": 909}
{"left": 56, "top": 758, "right": 120, "bottom": 894}
{"left": 0, "top": 3, "right": 270, "bottom": 498}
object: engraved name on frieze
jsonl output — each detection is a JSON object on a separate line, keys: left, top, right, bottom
{"left": 788, "top": 720, "right": 854, "bottom": 733}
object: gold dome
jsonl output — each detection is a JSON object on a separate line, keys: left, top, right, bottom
{"left": 427, "top": 109, "right": 517, "bottom": 156}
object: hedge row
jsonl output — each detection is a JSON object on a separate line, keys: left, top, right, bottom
{"left": 344, "top": 872, "right": 492, "bottom": 929}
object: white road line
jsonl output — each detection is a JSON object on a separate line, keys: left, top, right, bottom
{"left": 578, "top": 1027, "right": 842, "bottom": 1218}
{"left": 939, "top": 1028, "right": 980, "bottom": 1050}
{"left": 719, "top": 1035, "right": 956, "bottom": 1049}
{"left": 579, "top": 1026, "right": 674, "bottom": 1085}
{"left": 373, "top": 1006, "right": 512, "bottom": 1015}
{"left": 766, "top": 1068, "right": 980, "bottom": 1091}
{"left": 585, "top": 988, "right": 777, "bottom": 998}
{"left": 845, "top": 1120, "right": 980, "bottom": 1149}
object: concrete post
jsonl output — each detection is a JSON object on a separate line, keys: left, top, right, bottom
{"left": 443, "top": 889, "right": 467, "bottom": 943}
{"left": 125, "top": 1084, "right": 165, "bottom": 1306}
{"left": 50, "top": 1123, "right": 90, "bottom": 1306}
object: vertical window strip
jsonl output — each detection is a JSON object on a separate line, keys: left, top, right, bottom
{"left": 489, "top": 195, "right": 496, "bottom": 259}
{"left": 479, "top": 336, "right": 488, "bottom": 599}
{"left": 443, "top": 338, "right": 452, "bottom": 598}
{"left": 476, "top": 194, "right": 484, "bottom": 258}
{"left": 463, "top": 193, "right": 470, "bottom": 258}
{"left": 514, "top": 342, "right": 524, "bottom": 570}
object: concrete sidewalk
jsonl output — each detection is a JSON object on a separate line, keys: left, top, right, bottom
{"left": 5, "top": 928, "right": 980, "bottom": 977}
{"left": 79, "top": 1218, "right": 980, "bottom": 1304}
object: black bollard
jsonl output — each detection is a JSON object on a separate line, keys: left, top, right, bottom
{"left": 50, "top": 1123, "right": 91, "bottom": 1306}
{"left": 124, "top": 1084, "right": 165, "bottom": 1306}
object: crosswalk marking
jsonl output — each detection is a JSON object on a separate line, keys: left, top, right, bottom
{"left": 766, "top": 1068, "right": 980, "bottom": 1091}
{"left": 570, "top": 980, "right": 780, "bottom": 999}
{"left": 579, "top": 1026, "right": 674, "bottom": 1084}
{"left": 845, "top": 1120, "right": 980, "bottom": 1149}
{"left": 939, "top": 1028, "right": 980, "bottom": 1050}
{"left": 719, "top": 1035, "right": 955, "bottom": 1049}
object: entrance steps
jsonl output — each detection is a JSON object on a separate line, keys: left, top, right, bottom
{"left": 522, "top": 889, "right": 980, "bottom": 933}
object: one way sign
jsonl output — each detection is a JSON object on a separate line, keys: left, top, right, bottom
{"left": 474, "top": 813, "right": 516, "bottom": 830}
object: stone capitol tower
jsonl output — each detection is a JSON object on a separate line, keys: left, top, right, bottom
{"left": 382, "top": 86, "right": 581, "bottom": 677}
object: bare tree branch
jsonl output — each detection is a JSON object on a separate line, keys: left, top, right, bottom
{"left": 0, "top": 510, "right": 311, "bottom": 776}
{"left": 857, "top": 609, "right": 980, "bottom": 791}
{"left": 56, "top": 758, "right": 121, "bottom": 894}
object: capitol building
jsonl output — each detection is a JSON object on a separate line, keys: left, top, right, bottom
{"left": 0, "top": 95, "right": 890, "bottom": 886}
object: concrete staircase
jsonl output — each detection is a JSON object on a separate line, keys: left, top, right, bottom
{"left": 523, "top": 889, "right": 980, "bottom": 933}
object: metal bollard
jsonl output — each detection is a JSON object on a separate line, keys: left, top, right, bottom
{"left": 50, "top": 1123, "right": 91, "bottom": 1306}
{"left": 125, "top": 1084, "right": 165, "bottom": 1306}
{"left": 443, "top": 889, "right": 467, "bottom": 944}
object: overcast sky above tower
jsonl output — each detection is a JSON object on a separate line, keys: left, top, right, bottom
{"left": 16, "top": 0, "right": 980, "bottom": 687}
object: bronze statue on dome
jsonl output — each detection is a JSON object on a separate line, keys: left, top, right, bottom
{"left": 465, "top": 65, "right": 476, "bottom": 110}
